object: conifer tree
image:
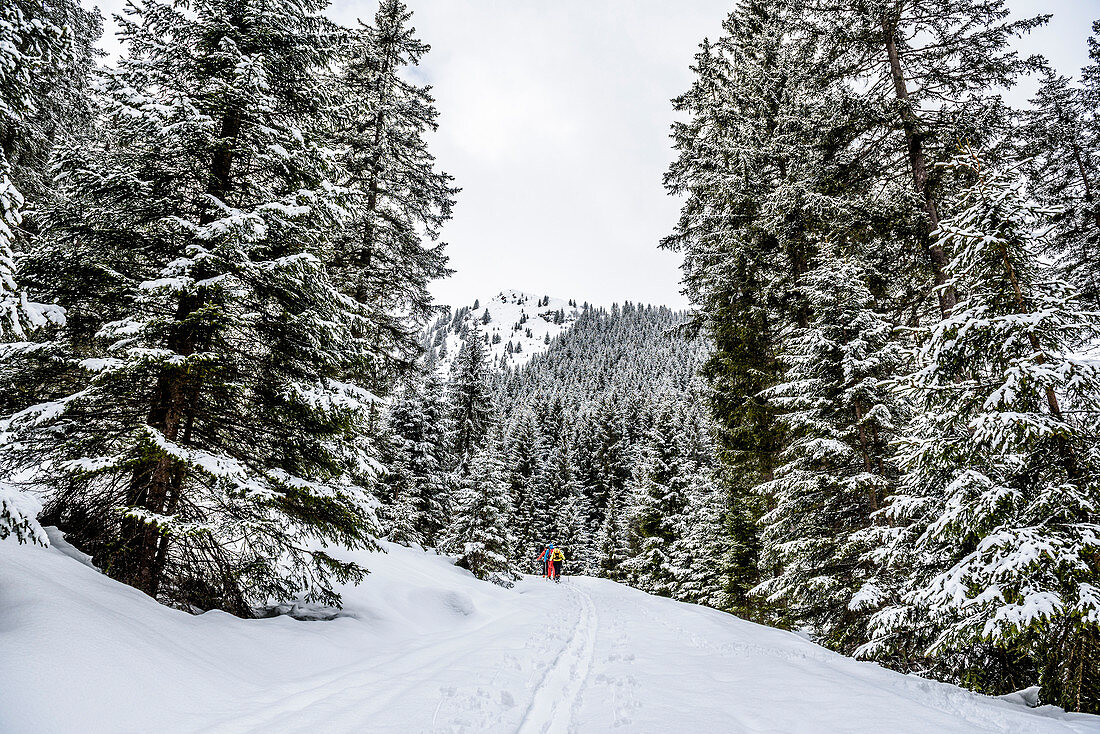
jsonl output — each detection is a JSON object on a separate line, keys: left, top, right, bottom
{"left": 501, "top": 409, "right": 548, "bottom": 555}
{"left": 755, "top": 258, "right": 901, "bottom": 652}
{"left": 596, "top": 487, "right": 631, "bottom": 583}
{"left": 447, "top": 322, "right": 494, "bottom": 472}
{"left": 570, "top": 419, "right": 602, "bottom": 529}
{"left": 560, "top": 484, "right": 597, "bottom": 576}
{"left": 867, "top": 151, "right": 1100, "bottom": 710}
{"left": 0, "top": 2, "right": 82, "bottom": 542}
{"left": 668, "top": 472, "right": 734, "bottom": 610}
{"left": 538, "top": 435, "right": 578, "bottom": 547}
{"left": 588, "top": 398, "right": 630, "bottom": 520}
{"left": 331, "top": 0, "right": 455, "bottom": 391}
{"left": 1, "top": 0, "right": 99, "bottom": 200}
{"left": 801, "top": 0, "right": 1044, "bottom": 317}
{"left": 661, "top": 1, "right": 854, "bottom": 613}
{"left": 1, "top": 0, "right": 97, "bottom": 411}
{"left": 624, "top": 402, "right": 693, "bottom": 597}
{"left": 1017, "top": 67, "right": 1100, "bottom": 306}
{"left": 380, "top": 370, "right": 451, "bottom": 547}
{"left": 442, "top": 440, "right": 518, "bottom": 587}
{"left": 3, "top": 0, "right": 381, "bottom": 613}
{"left": 0, "top": 481, "right": 48, "bottom": 546}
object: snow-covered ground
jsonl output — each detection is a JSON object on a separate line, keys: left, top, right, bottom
{"left": 428, "top": 290, "right": 580, "bottom": 372}
{"left": 2, "top": 534, "right": 1099, "bottom": 734}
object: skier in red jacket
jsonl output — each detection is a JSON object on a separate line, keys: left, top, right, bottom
{"left": 536, "top": 544, "right": 553, "bottom": 579}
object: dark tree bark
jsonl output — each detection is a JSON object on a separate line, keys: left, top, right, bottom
{"left": 110, "top": 108, "right": 241, "bottom": 596}
{"left": 881, "top": 16, "right": 957, "bottom": 317}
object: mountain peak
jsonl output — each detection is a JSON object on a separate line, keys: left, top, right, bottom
{"left": 426, "top": 290, "right": 582, "bottom": 372}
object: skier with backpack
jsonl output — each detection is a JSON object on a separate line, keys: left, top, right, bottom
{"left": 548, "top": 545, "right": 565, "bottom": 582}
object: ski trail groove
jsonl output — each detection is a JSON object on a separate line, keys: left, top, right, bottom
{"left": 515, "top": 583, "right": 598, "bottom": 734}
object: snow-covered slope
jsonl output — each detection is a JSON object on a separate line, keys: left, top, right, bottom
{"left": 3, "top": 536, "right": 1099, "bottom": 734}
{"left": 427, "top": 290, "right": 581, "bottom": 372}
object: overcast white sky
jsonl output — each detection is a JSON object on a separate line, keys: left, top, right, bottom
{"left": 88, "top": 0, "right": 1099, "bottom": 308}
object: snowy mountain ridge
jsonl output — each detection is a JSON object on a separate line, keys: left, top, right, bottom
{"left": 425, "top": 289, "right": 583, "bottom": 373}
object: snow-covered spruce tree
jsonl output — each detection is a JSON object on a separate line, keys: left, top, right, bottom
{"left": 1, "top": 0, "right": 99, "bottom": 217}
{"left": 2, "top": 0, "right": 384, "bottom": 613}
{"left": 379, "top": 369, "right": 451, "bottom": 547}
{"left": 623, "top": 401, "right": 694, "bottom": 597}
{"left": 538, "top": 435, "right": 580, "bottom": 550}
{"left": 442, "top": 439, "right": 518, "bottom": 587}
{"left": 1, "top": 0, "right": 97, "bottom": 400}
{"left": 0, "top": 132, "right": 58, "bottom": 548}
{"left": 586, "top": 397, "right": 632, "bottom": 525}
{"left": 561, "top": 484, "right": 597, "bottom": 577}
{"left": 0, "top": 480, "right": 49, "bottom": 546}
{"left": 1085, "top": 20, "right": 1100, "bottom": 115}
{"left": 1016, "top": 66, "right": 1100, "bottom": 307}
{"left": 501, "top": 409, "right": 548, "bottom": 558}
{"left": 662, "top": 33, "right": 783, "bottom": 585}
{"left": 754, "top": 258, "right": 902, "bottom": 652}
{"left": 866, "top": 151, "right": 1100, "bottom": 711}
{"left": 662, "top": 0, "right": 883, "bottom": 616}
{"left": 596, "top": 481, "right": 631, "bottom": 582}
{"left": 620, "top": 391, "right": 733, "bottom": 608}
{"left": 447, "top": 322, "right": 494, "bottom": 474}
{"left": 664, "top": 384, "right": 735, "bottom": 610}
{"left": 0, "top": 0, "right": 98, "bottom": 544}
{"left": 0, "top": 164, "right": 65, "bottom": 351}
{"left": 669, "top": 470, "right": 734, "bottom": 610}
{"left": 330, "top": 0, "right": 455, "bottom": 392}
{"left": 800, "top": 0, "right": 1044, "bottom": 318}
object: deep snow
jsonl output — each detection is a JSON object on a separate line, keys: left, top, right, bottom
{"left": 2, "top": 534, "right": 1099, "bottom": 734}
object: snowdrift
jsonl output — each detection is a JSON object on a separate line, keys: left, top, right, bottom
{"left": 2, "top": 534, "right": 1098, "bottom": 734}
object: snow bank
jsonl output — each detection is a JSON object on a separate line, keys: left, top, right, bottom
{"left": 1, "top": 534, "right": 1098, "bottom": 733}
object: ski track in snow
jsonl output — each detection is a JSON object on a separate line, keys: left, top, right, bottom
{"left": 203, "top": 606, "right": 532, "bottom": 734}
{"left": 198, "top": 579, "right": 603, "bottom": 734}
{"left": 4, "top": 540, "right": 1100, "bottom": 734}
{"left": 515, "top": 582, "right": 598, "bottom": 734}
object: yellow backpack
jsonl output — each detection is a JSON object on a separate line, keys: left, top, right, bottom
{"left": 550, "top": 548, "right": 564, "bottom": 562}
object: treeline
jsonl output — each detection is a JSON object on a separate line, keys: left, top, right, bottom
{"left": 0, "top": 0, "right": 454, "bottom": 614}
{"left": 662, "top": 0, "right": 1100, "bottom": 714}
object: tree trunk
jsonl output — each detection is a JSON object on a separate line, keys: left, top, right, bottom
{"left": 1069, "top": 141, "right": 1099, "bottom": 225}
{"left": 881, "top": 16, "right": 957, "bottom": 318}
{"left": 356, "top": 8, "right": 399, "bottom": 307}
{"left": 1049, "top": 87, "right": 1100, "bottom": 234}
{"left": 1040, "top": 617, "right": 1100, "bottom": 714}
{"left": 110, "top": 107, "right": 242, "bottom": 596}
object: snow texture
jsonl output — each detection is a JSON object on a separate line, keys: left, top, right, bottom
{"left": 2, "top": 533, "right": 1099, "bottom": 733}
